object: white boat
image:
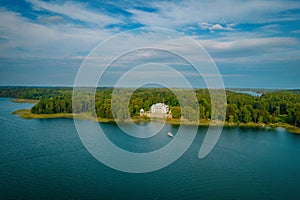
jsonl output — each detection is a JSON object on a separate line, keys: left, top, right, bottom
{"left": 167, "top": 132, "right": 174, "bottom": 137}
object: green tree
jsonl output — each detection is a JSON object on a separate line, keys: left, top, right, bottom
{"left": 239, "top": 106, "right": 252, "bottom": 123}
{"left": 171, "top": 106, "right": 181, "bottom": 119}
{"left": 252, "top": 109, "right": 258, "bottom": 123}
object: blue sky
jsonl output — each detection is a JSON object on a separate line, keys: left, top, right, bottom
{"left": 0, "top": 0, "right": 300, "bottom": 88}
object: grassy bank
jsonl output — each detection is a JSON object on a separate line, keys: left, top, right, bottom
{"left": 10, "top": 98, "right": 39, "bottom": 103}
{"left": 12, "top": 109, "right": 116, "bottom": 122}
{"left": 12, "top": 109, "right": 74, "bottom": 119}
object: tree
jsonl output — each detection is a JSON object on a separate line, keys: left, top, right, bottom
{"left": 226, "top": 104, "right": 238, "bottom": 122}
{"left": 229, "top": 115, "right": 235, "bottom": 123}
{"left": 239, "top": 106, "right": 252, "bottom": 123}
{"left": 252, "top": 109, "right": 258, "bottom": 123}
{"left": 182, "top": 106, "right": 198, "bottom": 121}
{"left": 296, "top": 104, "right": 300, "bottom": 127}
{"left": 287, "top": 108, "right": 296, "bottom": 125}
{"left": 171, "top": 106, "right": 181, "bottom": 119}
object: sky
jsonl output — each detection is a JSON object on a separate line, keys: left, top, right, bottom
{"left": 0, "top": 0, "right": 300, "bottom": 88}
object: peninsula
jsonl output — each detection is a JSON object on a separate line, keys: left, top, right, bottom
{"left": 1, "top": 87, "right": 299, "bottom": 134}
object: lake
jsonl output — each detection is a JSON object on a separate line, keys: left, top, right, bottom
{"left": 1, "top": 98, "right": 300, "bottom": 199}
{"left": 230, "top": 89, "right": 263, "bottom": 97}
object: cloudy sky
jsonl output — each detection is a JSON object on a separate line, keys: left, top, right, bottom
{"left": 0, "top": 0, "right": 300, "bottom": 88}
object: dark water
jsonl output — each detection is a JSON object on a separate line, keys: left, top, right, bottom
{"left": 1, "top": 98, "right": 300, "bottom": 199}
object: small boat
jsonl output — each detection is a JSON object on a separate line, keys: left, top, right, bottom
{"left": 167, "top": 132, "right": 174, "bottom": 137}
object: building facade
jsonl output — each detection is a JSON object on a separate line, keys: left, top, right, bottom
{"left": 150, "top": 103, "right": 169, "bottom": 114}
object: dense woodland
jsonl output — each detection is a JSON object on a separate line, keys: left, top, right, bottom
{"left": 1, "top": 87, "right": 300, "bottom": 127}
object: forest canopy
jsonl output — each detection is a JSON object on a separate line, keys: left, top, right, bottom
{"left": 1, "top": 87, "right": 300, "bottom": 127}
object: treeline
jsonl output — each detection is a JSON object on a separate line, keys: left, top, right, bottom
{"left": 31, "top": 97, "right": 72, "bottom": 114}
{"left": 226, "top": 91, "right": 300, "bottom": 126}
{"left": 1, "top": 87, "right": 299, "bottom": 127}
{"left": 0, "top": 87, "right": 72, "bottom": 100}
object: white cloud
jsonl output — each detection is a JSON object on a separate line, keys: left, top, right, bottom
{"left": 257, "top": 24, "right": 281, "bottom": 34}
{"left": 199, "top": 22, "right": 235, "bottom": 31}
{"left": 0, "top": 9, "right": 111, "bottom": 59}
{"left": 37, "top": 15, "right": 66, "bottom": 24}
{"left": 202, "top": 37, "right": 298, "bottom": 51}
{"left": 128, "top": 0, "right": 300, "bottom": 28}
{"left": 227, "top": 23, "right": 236, "bottom": 28}
{"left": 198, "top": 36, "right": 300, "bottom": 63}
{"left": 291, "top": 29, "right": 300, "bottom": 34}
{"left": 26, "top": 0, "right": 121, "bottom": 27}
{"left": 1, "top": 1, "right": 299, "bottom": 78}
{"left": 1, "top": 6, "right": 298, "bottom": 68}
{"left": 210, "top": 24, "right": 224, "bottom": 31}
{"left": 199, "top": 22, "right": 211, "bottom": 30}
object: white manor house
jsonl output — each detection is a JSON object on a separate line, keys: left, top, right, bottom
{"left": 150, "top": 103, "right": 169, "bottom": 114}
{"left": 140, "top": 103, "right": 171, "bottom": 118}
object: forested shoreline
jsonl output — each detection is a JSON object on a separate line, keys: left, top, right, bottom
{"left": 1, "top": 87, "right": 300, "bottom": 130}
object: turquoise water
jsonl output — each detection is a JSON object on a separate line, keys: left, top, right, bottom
{"left": 1, "top": 98, "right": 300, "bottom": 199}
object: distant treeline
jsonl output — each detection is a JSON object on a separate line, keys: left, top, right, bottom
{"left": 1, "top": 87, "right": 299, "bottom": 127}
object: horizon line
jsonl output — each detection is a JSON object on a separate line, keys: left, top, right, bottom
{"left": 0, "top": 85, "right": 299, "bottom": 90}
